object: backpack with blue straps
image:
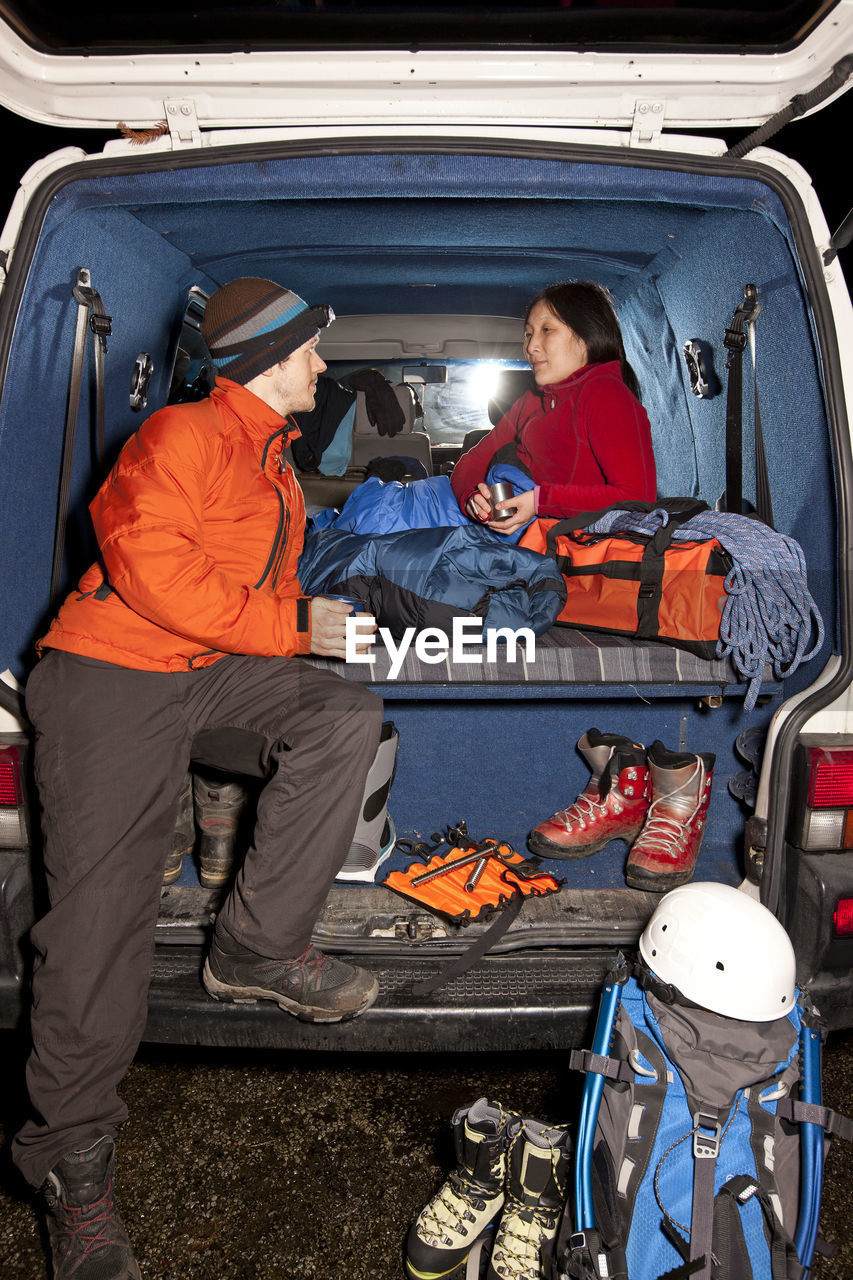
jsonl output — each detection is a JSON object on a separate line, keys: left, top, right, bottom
{"left": 550, "top": 883, "right": 853, "bottom": 1280}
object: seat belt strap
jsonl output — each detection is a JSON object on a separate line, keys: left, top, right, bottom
{"left": 410, "top": 891, "right": 524, "bottom": 996}
{"left": 724, "top": 284, "right": 772, "bottom": 527}
{"left": 50, "top": 268, "right": 112, "bottom": 607}
{"left": 749, "top": 322, "right": 774, "bottom": 528}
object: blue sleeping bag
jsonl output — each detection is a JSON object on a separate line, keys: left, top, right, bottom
{"left": 298, "top": 522, "right": 565, "bottom": 637}
{"left": 310, "top": 464, "right": 534, "bottom": 541}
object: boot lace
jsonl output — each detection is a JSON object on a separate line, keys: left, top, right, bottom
{"left": 290, "top": 946, "right": 334, "bottom": 992}
{"left": 550, "top": 785, "right": 607, "bottom": 834}
{"left": 490, "top": 1199, "right": 561, "bottom": 1279}
{"left": 47, "top": 1177, "right": 128, "bottom": 1266}
{"left": 633, "top": 759, "right": 707, "bottom": 862}
{"left": 418, "top": 1168, "right": 495, "bottom": 1240}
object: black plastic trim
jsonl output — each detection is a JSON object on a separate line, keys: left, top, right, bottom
{"left": 1, "top": 0, "right": 838, "bottom": 57}
{"left": 140, "top": 945, "right": 615, "bottom": 1052}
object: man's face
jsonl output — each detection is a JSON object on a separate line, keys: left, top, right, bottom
{"left": 270, "top": 336, "right": 327, "bottom": 416}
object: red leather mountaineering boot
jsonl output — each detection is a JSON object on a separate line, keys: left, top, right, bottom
{"left": 624, "top": 740, "right": 715, "bottom": 892}
{"left": 528, "top": 729, "right": 649, "bottom": 859}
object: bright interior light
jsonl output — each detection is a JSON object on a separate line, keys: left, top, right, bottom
{"left": 467, "top": 362, "right": 505, "bottom": 402}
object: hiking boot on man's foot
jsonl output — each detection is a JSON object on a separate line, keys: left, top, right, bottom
{"left": 202, "top": 922, "right": 379, "bottom": 1022}
{"left": 41, "top": 1135, "right": 141, "bottom": 1280}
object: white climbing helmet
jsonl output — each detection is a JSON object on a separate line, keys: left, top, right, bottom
{"left": 638, "top": 881, "right": 797, "bottom": 1022}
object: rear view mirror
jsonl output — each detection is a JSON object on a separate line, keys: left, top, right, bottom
{"left": 403, "top": 364, "right": 447, "bottom": 384}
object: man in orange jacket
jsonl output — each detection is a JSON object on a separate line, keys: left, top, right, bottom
{"left": 13, "top": 278, "right": 384, "bottom": 1280}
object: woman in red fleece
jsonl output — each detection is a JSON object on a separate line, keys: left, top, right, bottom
{"left": 450, "top": 280, "right": 656, "bottom": 534}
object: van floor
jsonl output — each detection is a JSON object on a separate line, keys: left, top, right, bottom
{"left": 156, "top": 832, "right": 735, "bottom": 951}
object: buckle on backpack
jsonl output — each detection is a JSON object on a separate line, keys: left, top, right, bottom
{"left": 568, "top": 1231, "right": 610, "bottom": 1278}
{"left": 693, "top": 1111, "right": 722, "bottom": 1158}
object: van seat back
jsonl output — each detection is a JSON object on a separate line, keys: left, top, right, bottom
{"left": 349, "top": 384, "right": 433, "bottom": 476}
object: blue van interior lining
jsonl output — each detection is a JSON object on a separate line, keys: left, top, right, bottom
{"left": 0, "top": 146, "right": 835, "bottom": 698}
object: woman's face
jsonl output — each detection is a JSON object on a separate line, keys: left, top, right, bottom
{"left": 523, "top": 300, "right": 589, "bottom": 386}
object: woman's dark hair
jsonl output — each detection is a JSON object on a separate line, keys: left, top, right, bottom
{"left": 524, "top": 280, "right": 641, "bottom": 400}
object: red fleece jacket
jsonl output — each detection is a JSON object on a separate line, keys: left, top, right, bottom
{"left": 451, "top": 360, "right": 656, "bottom": 519}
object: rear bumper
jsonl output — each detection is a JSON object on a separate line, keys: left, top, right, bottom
{"left": 143, "top": 946, "right": 616, "bottom": 1052}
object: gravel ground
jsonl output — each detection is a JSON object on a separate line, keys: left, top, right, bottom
{"left": 1, "top": 1030, "right": 851, "bottom": 1279}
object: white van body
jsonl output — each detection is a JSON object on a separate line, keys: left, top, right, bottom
{"left": 0, "top": 2, "right": 852, "bottom": 1048}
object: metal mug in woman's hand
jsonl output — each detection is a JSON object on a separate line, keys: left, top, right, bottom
{"left": 489, "top": 482, "right": 516, "bottom": 521}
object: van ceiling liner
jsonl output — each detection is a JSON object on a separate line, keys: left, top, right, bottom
{"left": 0, "top": 0, "right": 839, "bottom": 54}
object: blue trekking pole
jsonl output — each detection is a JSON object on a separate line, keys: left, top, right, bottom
{"left": 575, "top": 974, "right": 624, "bottom": 1232}
{"left": 794, "top": 1019, "right": 824, "bottom": 1275}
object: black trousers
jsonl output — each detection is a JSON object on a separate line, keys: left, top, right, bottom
{"left": 13, "top": 650, "right": 383, "bottom": 1187}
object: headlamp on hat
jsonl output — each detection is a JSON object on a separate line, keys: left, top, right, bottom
{"left": 208, "top": 304, "right": 335, "bottom": 363}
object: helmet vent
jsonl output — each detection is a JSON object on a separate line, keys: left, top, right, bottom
{"left": 716, "top": 961, "right": 725, "bottom": 970}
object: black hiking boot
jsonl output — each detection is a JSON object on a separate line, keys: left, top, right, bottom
{"left": 202, "top": 922, "right": 379, "bottom": 1022}
{"left": 162, "top": 771, "right": 195, "bottom": 885}
{"left": 193, "top": 770, "right": 249, "bottom": 889}
{"left": 41, "top": 1135, "right": 141, "bottom": 1280}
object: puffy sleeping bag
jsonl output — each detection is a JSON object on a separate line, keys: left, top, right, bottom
{"left": 298, "top": 523, "right": 566, "bottom": 637}
{"left": 310, "top": 464, "right": 534, "bottom": 539}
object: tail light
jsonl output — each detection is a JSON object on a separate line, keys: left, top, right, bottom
{"left": 0, "top": 744, "right": 28, "bottom": 848}
{"left": 792, "top": 746, "right": 853, "bottom": 851}
{"left": 833, "top": 897, "right": 853, "bottom": 937}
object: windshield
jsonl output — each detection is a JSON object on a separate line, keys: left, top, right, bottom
{"left": 325, "top": 359, "right": 530, "bottom": 446}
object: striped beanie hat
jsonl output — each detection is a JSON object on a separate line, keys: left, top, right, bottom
{"left": 202, "top": 277, "right": 334, "bottom": 385}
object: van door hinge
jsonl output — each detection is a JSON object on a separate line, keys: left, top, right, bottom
{"left": 164, "top": 99, "right": 202, "bottom": 149}
{"left": 631, "top": 100, "right": 665, "bottom": 147}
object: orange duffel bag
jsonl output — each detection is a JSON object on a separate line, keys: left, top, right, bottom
{"left": 519, "top": 499, "right": 732, "bottom": 659}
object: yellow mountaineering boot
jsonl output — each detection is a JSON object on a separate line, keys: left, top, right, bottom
{"left": 405, "top": 1099, "right": 520, "bottom": 1280}
{"left": 486, "top": 1119, "right": 571, "bottom": 1280}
